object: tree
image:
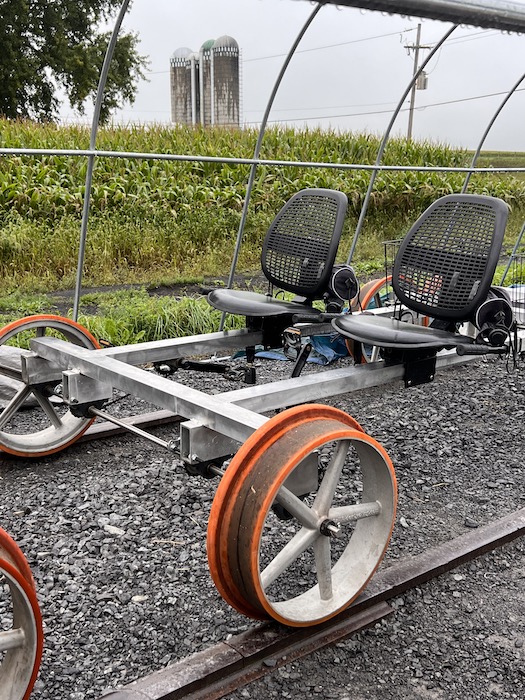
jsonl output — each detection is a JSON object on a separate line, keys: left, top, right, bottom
{"left": 0, "top": 0, "right": 148, "bottom": 123}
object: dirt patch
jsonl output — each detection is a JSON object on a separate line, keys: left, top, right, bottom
{"left": 43, "top": 273, "right": 269, "bottom": 317}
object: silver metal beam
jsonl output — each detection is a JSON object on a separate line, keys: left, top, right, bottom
{"left": 94, "top": 329, "right": 262, "bottom": 365}
{"left": 18, "top": 330, "right": 263, "bottom": 386}
{"left": 306, "top": 0, "right": 525, "bottom": 33}
{"left": 217, "top": 351, "right": 474, "bottom": 414}
{"left": 30, "top": 338, "right": 266, "bottom": 444}
{"left": 3, "top": 148, "right": 525, "bottom": 174}
{"left": 29, "top": 336, "right": 474, "bottom": 447}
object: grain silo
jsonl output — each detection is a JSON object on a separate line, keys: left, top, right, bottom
{"left": 211, "top": 35, "right": 240, "bottom": 127}
{"left": 170, "top": 36, "right": 240, "bottom": 127}
{"left": 199, "top": 39, "right": 215, "bottom": 126}
{"left": 170, "top": 47, "right": 193, "bottom": 124}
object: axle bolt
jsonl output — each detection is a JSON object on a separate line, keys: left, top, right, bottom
{"left": 320, "top": 519, "right": 340, "bottom": 537}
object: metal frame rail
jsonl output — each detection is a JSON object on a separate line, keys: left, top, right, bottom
{"left": 26, "top": 335, "right": 470, "bottom": 458}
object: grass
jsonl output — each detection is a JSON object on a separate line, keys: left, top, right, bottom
{"left": 0, "top": 288, "right": 243, "bottom": 347}
{"left": 77, "top": 290, "right": 243, "bottom": 346}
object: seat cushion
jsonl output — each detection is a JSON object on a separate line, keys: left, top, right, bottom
{"left": 332, "top": 313, "right": 472, "bottom": 349}
{"left": 208, "top": 289, "right": 322, "bottom": 318}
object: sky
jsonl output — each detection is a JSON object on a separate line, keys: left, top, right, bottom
{"left": 60, "top": 0, "right": 525, "bottom": 151}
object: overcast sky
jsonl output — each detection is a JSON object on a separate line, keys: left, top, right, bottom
{"left": 61, "top": 0, "right": 525, "bottom": 151}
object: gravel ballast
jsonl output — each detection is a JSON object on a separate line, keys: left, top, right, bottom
{"left": 0, "top": 353, "right": 524, "bottom": 699}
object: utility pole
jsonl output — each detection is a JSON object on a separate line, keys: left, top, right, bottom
{"left": 405, "top": 24, "right": 431, "bottom": 141}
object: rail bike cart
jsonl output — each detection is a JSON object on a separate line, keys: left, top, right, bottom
{"left": 1, "top": 197, "right": 523, "bottom": 700}
{"left": 0, "top": 191, "right": 522, "bottom": 622}
{"left": 2, "top": 1, "right": 525, "bottom": 699}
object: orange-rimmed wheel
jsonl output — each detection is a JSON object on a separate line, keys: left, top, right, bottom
{"left": 207, "top": 405, "right": 397, "bottom": 627}
{"left": 0, "top": 529, "right": 35, "bottom": 590}
{"left": 0, "top": 315, "right": 100, "bottom": 457}
{"left": 351, "top": 275, "right": 394, "bottom": 312}
{"left": 0, "top": 557, "right": 43, "bottom": 700}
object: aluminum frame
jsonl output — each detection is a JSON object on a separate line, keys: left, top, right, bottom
{"left": 27, "top": 333, "right": 474, "bottom": 462}
{"left": 303, "top": 1, "right": 525, "bottom": 32}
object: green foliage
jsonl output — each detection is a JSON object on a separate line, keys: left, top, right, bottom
{"left": 1, "top": 120, "right": 525, "bottom": 291}
{"left": 77, "top": 289, "right": 243, "bottom": 345}
{"left": 0, "top": 290, "right": 53, "bottom": 315}
{"left": 0, "top": 1, "right": 147, "bottom": 122}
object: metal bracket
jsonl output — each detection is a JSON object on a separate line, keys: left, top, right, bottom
{"left": 179, "top": 419, "right": 240, "bottom": 467}
{"left": 403, "top": 351, "right": 437, "bottom": 387}
{"left": 62, "top": 369, "right": 113, "bottom": 407}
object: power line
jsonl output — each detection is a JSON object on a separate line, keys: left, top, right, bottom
{"left": 244, "top": 28, "right": 415, "bottom": 62}
{"left": 242, "top": 86, "right": 525, "bottom": 125}
{"left": 145, "top": 28, "right": 416, "bottom": 75}
{"left": 244, "top": 99, "right": 400, "bottom": 114}
{"left": 109, "top": 86, "right": 525, "bottom": 126}
{"left": 144, "top": 28, "right": 503, "bottom": 76}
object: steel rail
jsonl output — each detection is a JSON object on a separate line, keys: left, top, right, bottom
{"left": 98, "top": 507, "right": 525, "bottom": 700}
{"left": 308, "top": 0, "right": 525, "bottom": 33}
{"left": 5, "top": 148, "right": 525, "bottom": 174}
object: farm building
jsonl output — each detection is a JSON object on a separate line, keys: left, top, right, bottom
{"left": 170, "top": 35, "right": 241, "bottom": 127}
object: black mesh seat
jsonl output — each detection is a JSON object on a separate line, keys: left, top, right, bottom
{"left": 208, "top": 189, "right": 348, "bottom": 325}
{"left": 333, "top": 194, "right": 511, "bottom": 382}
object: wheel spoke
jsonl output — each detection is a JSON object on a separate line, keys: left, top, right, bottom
{"left": 313, "top": 439, "right": 351, "bottom": 516}
{"left": 274, "top": 485, "right": 318, "bottom": 529}
{"left": 32, "top": 388, "right": 63, "bottom": 429}
{"left": 261, "top": 527, "right": 318, "bottom": 589}
{"left": 0, "top": 628, "right": 25, "bottom": 652}
{"left": 329, "top": 501, "right": 382, "bottom": 523}
{"left": 0, "top": 385, "right": 33, "bottom": 429}
{"left": 313, "top": 536, "right": 333, "bottom": 601}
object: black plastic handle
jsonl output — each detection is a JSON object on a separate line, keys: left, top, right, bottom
{"left": 456, "top": 344, "right": 507, "bottom": 356}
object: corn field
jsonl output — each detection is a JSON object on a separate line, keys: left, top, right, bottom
{"left": 1, "top": 119, "right": 525, "bottom": 291}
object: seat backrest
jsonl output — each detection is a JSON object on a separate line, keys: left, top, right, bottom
{"left": 261, "top": 188, "right": 348, "bottom": 299}
{"left": 392, "top": 194, "right": 509, "bottom": 320}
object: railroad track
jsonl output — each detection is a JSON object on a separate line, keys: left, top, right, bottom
{"left": 99, "top": 508, "right": 525, "bottom": 700}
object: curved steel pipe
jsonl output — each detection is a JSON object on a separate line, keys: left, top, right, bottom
{"left": 219, "top": 2, "right": 325, "bottom": 330}
{"left": 346, "top": 24, "right": 457, "bottom": 264}
{"left": 73, "top": 0, "right": 131, "bottom": 320}
{"left": 462, "top": 70, "right": 525, "bottom": 193}
{"left": 319, "top": 0, "right": 525, "bottom": 33}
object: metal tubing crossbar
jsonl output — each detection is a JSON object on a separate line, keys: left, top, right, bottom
{"left": 30, "top": 338, "right": 266, "bottom": 444}
{"left": 4, "top": 147, "right": 525, "bottom": 174}
{"left": 29, "top": 336, "right": 474, "bottom": 445}
{"left": 92, "top": 329, "right": 263, "bottom": 366}
{"left": 312, "top": 0, "right": 525, "bottom": 32}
